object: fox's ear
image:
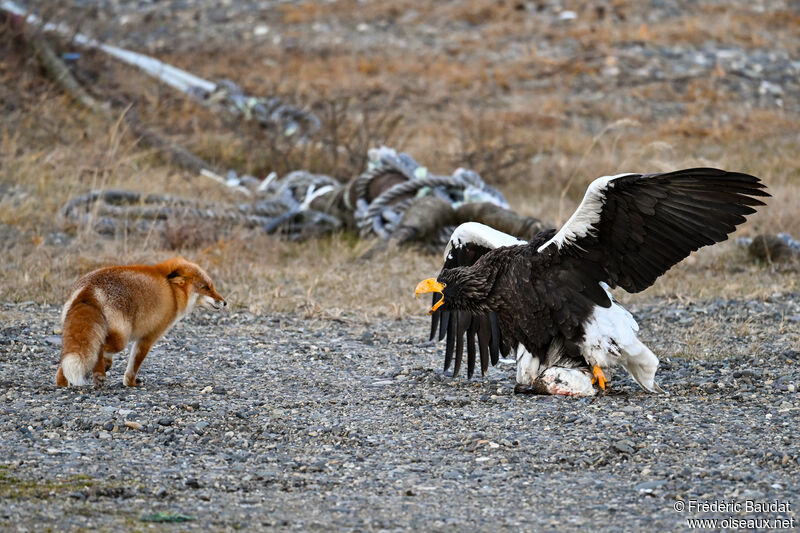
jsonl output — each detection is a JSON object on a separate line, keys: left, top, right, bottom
{"left": 167, "top": 269, "right": 186, "bottom": 286}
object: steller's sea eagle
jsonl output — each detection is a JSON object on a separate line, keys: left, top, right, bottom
{"left": 415, "top": 168, "right": 768, "bottom": 396}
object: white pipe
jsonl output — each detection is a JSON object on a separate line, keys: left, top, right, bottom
{"left": 1, "top": 0, "right": 217, "bottom": 95}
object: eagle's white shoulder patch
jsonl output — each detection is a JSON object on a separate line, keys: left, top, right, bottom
{"left": 537, "top": 173, "right": 636, "bottom": 252}
{"left": 444, "top": 222, "right": 526, "bottom": 261}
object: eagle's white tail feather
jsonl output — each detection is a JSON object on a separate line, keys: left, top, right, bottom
{"left": 60, "top": 353, "right": 92, "bottom": 386}
{"left": 620, "top": 339, "right": 667, "bottom": 394}
{"left": 580, "top": 285, "right": 666, "bottom": 393}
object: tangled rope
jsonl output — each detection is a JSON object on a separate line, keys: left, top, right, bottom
{"left": 201, "top": 80, "right": 321, "bottom": 140}
{"left": 353, "top": 147, "right": 508, "bottom": 241}
{"left": 59, "top": 186, "right": 340, "bottom": 241}
{"left": 59, "top": 146, "right": 509, "bottom": 244}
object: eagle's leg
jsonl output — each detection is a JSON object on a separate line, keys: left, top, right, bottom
{"left": 515, "top": 346, "right": 540, "bottom": 386}
{"left": 591, "top": 365, "right": 607, "bottom": 390}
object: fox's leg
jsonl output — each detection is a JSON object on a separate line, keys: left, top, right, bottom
{"left": 123, "top": 339, "right": 154, "bottom": 387}
{"left": 93, "top": 349, "right": 107, "bottom": 388}
{"left": 102, "top": 330, "right": 125, "bottom": 375}
{"left": 55, "top": 366, "right": 68, "bottom": 387}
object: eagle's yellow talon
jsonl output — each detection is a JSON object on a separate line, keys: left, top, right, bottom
{"left": 592, "top": 365, "right": 607, "bottom": 390}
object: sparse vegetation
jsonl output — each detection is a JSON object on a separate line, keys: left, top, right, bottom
{"left": 0, "top": 466, "right": 96, "bottom": 499}
{"left": 1, "top": 1, "right": 798, "bottom": 318}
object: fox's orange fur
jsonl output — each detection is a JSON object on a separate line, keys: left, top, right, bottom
{"left": 55, "top": 257, "right": 225, "bottom": 388}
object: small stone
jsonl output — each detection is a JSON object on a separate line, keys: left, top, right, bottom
{"left": 614, "top": 440, "right": 635, "bottom": 454}
{"left": 634, "top": 480, "right": 667, "bottom": 493}
{"left": 157, "top": 417, "right": 174, "bottom": 426}
{"left": 739, "top": 490, "right": 765, "bottom": 501}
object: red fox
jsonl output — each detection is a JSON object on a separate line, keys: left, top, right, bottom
{"left": 55, "top": 257, "right": 226, "bottom": 387}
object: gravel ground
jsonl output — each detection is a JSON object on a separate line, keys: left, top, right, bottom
{"left": 1, "top": 295, "right": 798, "bottom": 532}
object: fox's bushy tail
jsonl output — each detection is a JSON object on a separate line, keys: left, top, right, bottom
{"left": 59, "top": 297, "right": 107, "bottom": 386}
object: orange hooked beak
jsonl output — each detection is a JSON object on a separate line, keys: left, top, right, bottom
{"left": 415, "top": 278, "right": 446, "bottom": 315}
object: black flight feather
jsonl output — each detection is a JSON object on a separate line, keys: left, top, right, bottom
{"left": 438, "top": 310, "right": 450, "bottom": 341}
{"left": 429, "top": 293, "right": 441, "bottom": 341}
{"left": 477, "top": 316, "right": 491, "bottom": 376}
{"left": 489, "top": 312, "right": 500, "bottom": 365}
{"left": 443, "top": 312, "right": 456, "bottom": 372}
{"left": 466, "top": 320, "right": 478, "bottom": 379}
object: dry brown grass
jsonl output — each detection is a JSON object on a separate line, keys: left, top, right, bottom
{"left": 1, "top": 3, "right": 798, "bottom": 320}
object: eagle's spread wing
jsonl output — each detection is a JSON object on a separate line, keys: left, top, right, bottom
{"left": 536, "top": 168, "right": 769, "bottom": 294}
{"left": 430, "top": 223, "right": 553, "bottom": 378}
